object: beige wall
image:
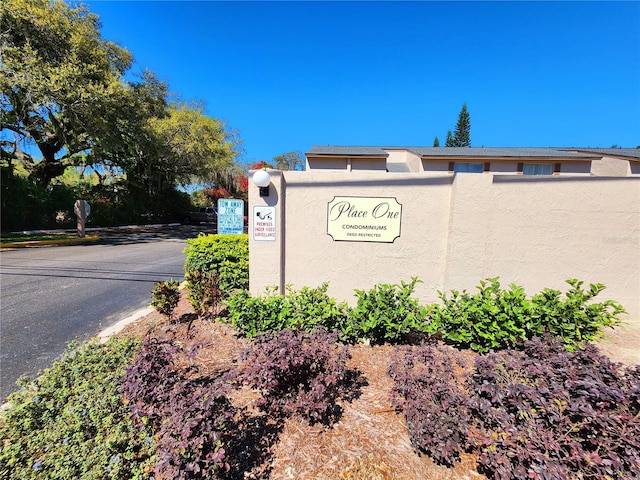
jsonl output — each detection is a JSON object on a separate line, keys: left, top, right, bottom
{"left": 249, "top": 170, "right": 640, "bottom": 322}
{"left": 419, "top": 159, "right": 593, "bottom": 175}
{"left": 558, "top": 161, "right": 592, "bottom": 175}
{"left": 590, "top": 156, "right": 633, "bottom": 176}
{"left": 306, "top": 156, "right": 387, "bottom": 171}
{"left": 306, "top": 157, "right": 349, "bottom": 170}
{"left": 489, "top": 161, "right": 520, "bottom": 174}
{"left": 421, "top": 159, "right": 450, "bottom": 173}
{"left": 385, "top": 149, "right": 422, "bottom": 172}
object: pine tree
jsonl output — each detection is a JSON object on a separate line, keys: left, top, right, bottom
{"left": 453, "top": 103, "right": 471, "bottom": 147}
{"left": 445, "top": 130, "right": 455, "bottom": 147}
{"left": 433, "top": 136, "right": 440, "bottom": 147}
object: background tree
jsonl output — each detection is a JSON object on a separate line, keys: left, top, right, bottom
{"left": 250, "top": 160, "right": 274, "bottom": 170}
{"left": 191, "top": 187, "right": 230, "bottom": 207}
{"left": 445, "top": 130, "right": 455, "bottom": 147}
{"left": 1, "top": 0, "right": 243, "bottom": 230}
{"left": 80, "top": 70, "right": 170, "bottom": 190}
{"left": 146, "top": 102, "right": 239, "bottom": 191}
{"left": 273, "top": 151, "right": 305, "bottom": 170}
{"left": 433, "top": 136, "right": 440, "bottom": 147}
{"left": 452, "top": 103, "right": 471, "bottom": 147}
{"left": 0, "top": 0, "right": 134, "bottom": 185}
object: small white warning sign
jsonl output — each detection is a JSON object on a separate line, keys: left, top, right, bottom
{"left": 253, "top": 206, "right": 276, "bottom": 241}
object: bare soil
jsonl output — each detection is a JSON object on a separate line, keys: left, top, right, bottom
{"left": 118, "top": 291, "right": 638, "bottom": 480}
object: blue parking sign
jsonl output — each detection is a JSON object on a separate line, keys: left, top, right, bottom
{"left": 217, "top": 199, "right": 245, "bottom": 234}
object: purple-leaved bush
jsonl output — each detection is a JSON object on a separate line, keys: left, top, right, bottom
{"left": 389, "top": 337, "right": 640, "bottom": 479}
{"left": 388, "top": 343, "right": 474, "bottom": 466}
{"left": 121, "top": 336, "right": 233, "bottom": 479}
{"left": 240, "top": 327, "right": 352, "bottom": 425}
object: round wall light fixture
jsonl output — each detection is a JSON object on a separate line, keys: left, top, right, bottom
{"left": 252, "top": 169, "right": 271, "bottom": 197}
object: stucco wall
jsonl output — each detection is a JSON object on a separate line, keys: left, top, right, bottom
{"left": 590, "top": 156, "right": 632, "bottom": 176}
{"left": 419, "top": 159, "right": 594, "bottom": 175}
{"left": 306, "top": 157, "right": 387, "bottom": 171}
{"left": 385, "top": 150, "right": 422, "bottom": 172}
{"left": 249, "top": 170, "right": 640, "bottom": 322}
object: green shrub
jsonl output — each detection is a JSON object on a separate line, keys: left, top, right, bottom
{"left": 0, "top": 337, "right": 155, "bottom": 480}
{"left": 224, "top": 287, "right": 287, "bottom": 336}
{"left": 183, "top": 234, "right": 248, "bottom": 301}
{"left": 228, "top": 276, "right": 624, "bottom": 351}
{"left": 224, "top": 283, "right": 349, "bottom": 338}
{"left": 284, "top": 283, "right": 349, "bottom": 333}
{"left": 150, "top": 279, "right": 181, "bottom": 320}
{"left": 530, "top": 278, "right": 625, "bottom": 350}
{"left": 426, "top": 278, "right": 532, "bottom": 352}
{"left": 427, "top": 278, "right": 625, "bottom": 352}
{"left": 344, "top": 277, "right": 427, "bottom": 344}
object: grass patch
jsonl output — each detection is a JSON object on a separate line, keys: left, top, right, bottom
{"left": 0, "top": 232, "right": 98, "bottom": 247}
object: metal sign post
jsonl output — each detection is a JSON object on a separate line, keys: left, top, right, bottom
{"left": 74, "top": 200, "right": 90, "bottom": 237}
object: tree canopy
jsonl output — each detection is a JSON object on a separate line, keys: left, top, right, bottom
{"left": 445, "top": 130, "right": 455, "bottom": 147}
{"left": 145, "top": 102, "right": 240, "bottom": 190}
{"left": 1, "top": 0, "right": 241, "bottom": 193}
{"left": 0, "top": 0, "right": 134, "bottom": 183}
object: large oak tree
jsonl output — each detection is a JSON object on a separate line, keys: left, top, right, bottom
{"left": 1, "top": 0, "right": 241, "bottom": 193}
{"left": 1, "top": 0, "right": 133, "bottom": 184}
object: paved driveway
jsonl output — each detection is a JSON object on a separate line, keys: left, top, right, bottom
{"left": 0, "top": 225, "right": 214, "bottom": 400}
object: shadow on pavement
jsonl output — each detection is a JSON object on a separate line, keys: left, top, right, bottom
{"left": 90, "top": 225, "right": 218, "bottom": 246}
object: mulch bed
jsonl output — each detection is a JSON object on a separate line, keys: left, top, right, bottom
{"left": 119, "top": 292, "right": 487, "bottom": 480}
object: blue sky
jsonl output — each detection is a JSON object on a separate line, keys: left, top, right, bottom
{"left": 85, "top": 1, "right": 640, "bottom": 164}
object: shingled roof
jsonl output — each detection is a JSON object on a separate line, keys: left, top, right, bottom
{"left": 306, "top": 146, "right": 389, "bottom": 157}
{"left": 306, "top": 146, "right": 603, "bottom": 158}
{"left": 305, "top": 146, "right": 640, "bottom": 162}
{"left": 407, "top": 147, "right": 598, "bottom": 158}
{"left": 569, "top": 148, "right": 640, "bottom": 160}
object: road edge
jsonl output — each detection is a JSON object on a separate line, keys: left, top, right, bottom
{"left": 97, "top": 306, "right": 155, "bottom": 344}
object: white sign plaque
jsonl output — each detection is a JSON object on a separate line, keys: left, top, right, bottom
{"left": 253, "top": 206, "right": 276, "bottom": 241}
{"left": 327, "top": 196, "right": 402, "bottom": 243}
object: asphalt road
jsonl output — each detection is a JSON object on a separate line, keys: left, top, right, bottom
{"left": 0, "top": 225, "right": 216, "bottom": 401}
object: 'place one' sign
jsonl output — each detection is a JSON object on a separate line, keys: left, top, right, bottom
{"left": 327, "top": 196, "right": 402, "bottom": 243}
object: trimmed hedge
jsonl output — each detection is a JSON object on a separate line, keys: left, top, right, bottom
{"left": 183, "top": 234, "right": 249, "bottom": 299}
{"left": 224, "top": 277, "right": 625, "bottom": 351}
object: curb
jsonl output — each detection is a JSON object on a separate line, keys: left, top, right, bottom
{"left": 97, "top": 306, "right": 155, "bottom": 344}
{"left": 1, "top": 235, "right": 100, "bottom": 249}
{"left": 96, "top": 282, "right": 187, "bottom": 343}
{"left": 9, "top": 223, "right": 181, "bottom": 236}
